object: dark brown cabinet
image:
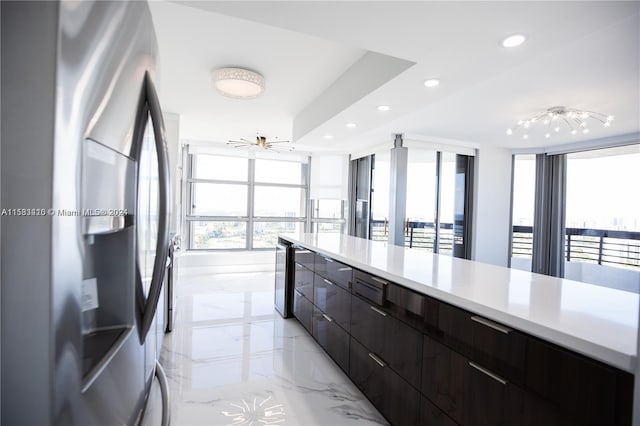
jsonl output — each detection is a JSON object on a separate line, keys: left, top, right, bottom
{"left": 293, "top": 289, "right": 312, "bottom": 334}
{"left": 313, "top": 274, "right": 351, "bottom": 332}
{"left": 350, "top": 337, "right": 420, "bottom": 426}
{"left": 312, "top": 306, "right": 350, "bottom": 373}
{"left": 351, "top": 293, "right": 422, "bottom": 390}
{"left": 282, "top": 242, "right": 633, "bottom": 426}
{"left": 421, "top": 397, "right": 458, "bottom": 426}
{"left": 525, "top": 337, "right": 631, "bottom": 426}
{"left": 293, "top": 245, "right": 314, "bottom": 270}
{"left": 438, "top": 302, "right": 526, "bottom": 384}
{"left": 293, "top": 262, "right": 313, "bottom": 300}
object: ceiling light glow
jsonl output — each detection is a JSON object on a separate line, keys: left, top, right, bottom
{"left": 506, "top": 106, "right": 613, "bottom": 140}
{"left": 501, "top": 34, "right": 527, "bottom": 48}
{"left": 377, "top": 105, "right": 390, "bottom": 112}
{"left": 346, "top": 123, "right": 357, "bottom": 128}
{"left": 212, "top": 67, "right": 265, "bottom": 99}
{"left": 424, "top": 79, "right": 440, "bottom": 88}
{"left": 323, "top": 134, "right": 334, "bottom": 140}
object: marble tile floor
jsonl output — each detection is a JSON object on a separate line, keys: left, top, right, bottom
{"left": 159, "top": 270, "right": 388, "bottom": 426}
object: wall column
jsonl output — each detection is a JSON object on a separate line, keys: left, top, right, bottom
{"left": 388, "top": 134, "right": 408, "bottom": 247}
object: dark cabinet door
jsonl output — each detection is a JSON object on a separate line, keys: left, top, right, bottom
{"left": 350, "top": 336, "right": 420, "bottom": 426}
{"left": 349, "top": 336, "right": 385, "bottom": 409}
{"left": 438, "top": 303, "right": 526, "bottom": 384}
{"left": 383, "top": 313, "right": 422, "bottom": 390}
{"left": 293, "top": 289, "right": 312, "bottom": 334}
{"left": 422, "top": 335, "right": 467, "bottom": 424}
{"left": 385, "top": 365, "right": 420, "bottom": 426}
{"left": 350, "top": 294, "right": 385, "bottom": 355}
{"left": 352, "top": 293, "right": 422, "bottom": 390}
{"left": 325, "top": 258, "right": 353, "bottom": 290}
{"left": 293, "top": 262, "right": 314, "bottom": 300}
{"left": 421, "top": 397, "right": 458, "bottom": 426}
{"left": 313, "top": 274, "right": 351, "bottom": 332}
{"left": 312, "top": 307, "right": 350, "bottom": 373}
{"left": 525, "top": 337, "right": 622, "bottom": 425}
{"left": 464, "top": 361, "right": 508, "bottom": 426}
{"left": 293, "top": 246, "right": 314, "bottom": 270}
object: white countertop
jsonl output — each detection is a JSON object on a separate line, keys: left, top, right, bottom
{"left": 280, "top": 233, "right": 638, "bottom": 373}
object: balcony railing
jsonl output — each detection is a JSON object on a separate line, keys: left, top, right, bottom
{"left": 512, "top": 225, "right": 640, "bottom": 270}
{"left": 371, "top": 219, "right": 454, "bottom": 252}
{"left": 372, "top": 220, "right": 640, "bottom": 270}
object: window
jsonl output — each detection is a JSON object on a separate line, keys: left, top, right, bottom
{"left": 370, "top": 152, "right": 390, "bottom": 241}
{"left": 406, "top": 149, "right": 436, "bottom": 250}
{"left": 404, "top": 149, "right": 474, "bottom": 257}
{"left": 510, "top": 145, "right": 640, "bottom": 293}
{"left": 564, "top": 145, "right": 640, "bottom": 291}
{"left": 311, "top": 199, "right": 346, "bottom": 234}
{"left": 185, "top": 153, "right": 308, "bottom": 250}
{"left": 510, "top": 154, "right": 536, "bottom": 271}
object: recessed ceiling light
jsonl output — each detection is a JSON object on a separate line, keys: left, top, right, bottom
{"left": 323, "top": 134, "right": 334, "bottom": 140}
{"left": 377, "top": 105, "right": 390, "bottom": 112}
{"left": 424, "top": 79, "right": 440, "bottom": 88}
{"left": 501, "top": 34, "right": 526, "bottom": 48}
{"left": 346, "top": 122, "right": 357, "bottom": 128}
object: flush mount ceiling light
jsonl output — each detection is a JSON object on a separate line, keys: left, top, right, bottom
{"left": 424, "top": 78, "right": 440, "bottom": 88}
{"left": 506, "top": 106, "right": 614, "bottom": 140}
{"left": 377, "top": 105, "right": 390, "bottom": 111}
{"left": 501, "top": 34, "right": 527, "bottom": 48}
{"left": 346, "top": 122, "right": 357, "bottom": 128}
{"left": 212, "top": 67, "right": 265, "bottom": 99}
{"left": 323, "top": 134, "right": 334, "bottom": 140}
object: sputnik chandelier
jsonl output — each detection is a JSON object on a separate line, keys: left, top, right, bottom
{"left": 506, "top": 106, "right": 614, "bottom": 140}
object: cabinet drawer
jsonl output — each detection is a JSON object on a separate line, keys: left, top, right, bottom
{"left": 293, "top": 262, "right": 314, "bottom": 300}
{"left": 384, "top": 314, "right": 423, "bottom": 390}
{"left": 421, "top": 397, "right": 458, "bottom": 426}
{"left": 312, "top": 307, "right": 350, "bottom": 373}
{"left": 293, "top": 246, "right": 314, "bottom": 270}
{"left": 313, "top": 274, "right": 351, "bottom": 332}
{"left": 350, "top": 294, "right": 385, "bottom": 355}
{"left": 349, "top": 336, "right": 420, "bottom": 426}
{"left": 438, "top": 303, "right": 526, "bottom": 383}
{"left": 293, "top": 289, "right": 312, "bottom": 334}
{"left": 422, "top": 335, "right": 467, "bottom": 424}
{"left": 352, "top": 294, "right": 422, "bottom": 390}
{"left": 326, "top": 258, "right": 353, "bottom": 290}
{"left": 525, "top": 337, "right": 625, "bottom": 425}
{"left": 353, "top": 270, "right": 387, "bottom": 306}
{"left": 314, "top": 253, "right": 328, "bottom": 278}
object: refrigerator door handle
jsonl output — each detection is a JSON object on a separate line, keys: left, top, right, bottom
{"left": 139, "top": 71, "right": 171, "bottom": 341}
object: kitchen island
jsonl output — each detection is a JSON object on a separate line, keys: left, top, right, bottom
{"left": 277, "top": 233, "right": 636, "bottom": 426}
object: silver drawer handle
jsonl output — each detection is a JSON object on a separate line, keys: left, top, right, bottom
{"left": 323, "top": 278, "right": 333, "bottom": 286}
{"left": 338, "top": 267, "right": 352, "bottom": 272}
{"left": 295, "top": 262, "right": 303, "bottom": 268}
{"left": 371, "top": 277, "right": 388, "bottom": 286}
{"left": 370, "top": 306, "right": 387, "bottom": 317}
{"left": 294, "top": 289, "right": 302, "bottom": 297}
{"left": 322, "top": 313, "right": 333, "bottom": 322}
{"left": 368, "top": 353, "right": 386, "bottom": 368}
{"left": 471, "top": 316, "right": 511, "bottom": 334}
{"left": 324, "top": 257, "right": 334, "bottom": 263}
{"left": 469, "top": 362, "right": 507, "bottom": 385}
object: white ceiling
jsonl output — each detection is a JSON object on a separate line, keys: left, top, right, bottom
{"left": 150, "top": 1, "right": 640, "bottom": 154}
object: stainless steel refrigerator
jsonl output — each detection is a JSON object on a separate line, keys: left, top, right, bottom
{"left": 2, "top": 1, "right": 170, "bottom": 424}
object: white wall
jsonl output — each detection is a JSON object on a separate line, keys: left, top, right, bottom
{"left": 472, "top": 145, "right": 513, "bottom": 266}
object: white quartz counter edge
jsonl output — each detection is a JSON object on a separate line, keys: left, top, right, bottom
{"left": 281, "top": 234, "right": 638, "bottom": 373}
